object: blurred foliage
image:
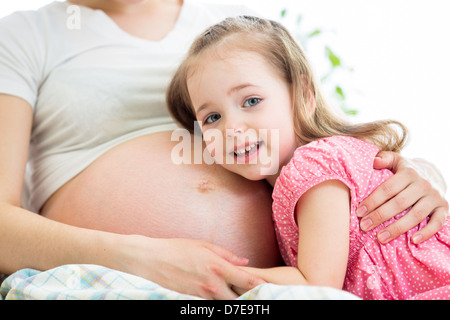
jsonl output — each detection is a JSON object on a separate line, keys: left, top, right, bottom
{"left": 280, "top": 9, "right": 357, "bottom": 116}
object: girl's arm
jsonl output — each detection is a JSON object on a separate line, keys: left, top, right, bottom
{"left": 295, "top": 179, "right": 350, "bottom": 289}
{"left": 238, "top": 179, "right": 350, "bottom": 291}
{"left": 358, "top": 151, "right": 449, "bottom": 244}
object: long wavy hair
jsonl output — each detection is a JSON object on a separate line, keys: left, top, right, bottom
{"left": 167, "top": 15, "right": 408, "bottom": 152}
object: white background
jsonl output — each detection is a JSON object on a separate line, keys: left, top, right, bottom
{"left": 1, "top": 0, "right": 449, "bottom": 197}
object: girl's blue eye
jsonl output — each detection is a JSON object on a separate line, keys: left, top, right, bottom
{"left": 205, "top": 113, "right": 221, "bottom": 124}
{"left": 243, "top": 98, "right": 261, "bottom": 108}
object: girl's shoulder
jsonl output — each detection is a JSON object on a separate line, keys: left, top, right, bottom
{"left": 274, "top": 136, "right": 380, "bottom": 201}
{"left": 272, "top": 136, "right": 379, "bottom": 237}
{"left": 295, "top": 135, "right": 379, "bottom": 158}
{"left": 289, "top": 136, "right": 379, "bottom": 171}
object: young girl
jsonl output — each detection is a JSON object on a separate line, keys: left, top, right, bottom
{"left": 167, "top": 16, "right": 450, "bottom": 299}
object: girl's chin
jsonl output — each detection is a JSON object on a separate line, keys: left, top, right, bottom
{"left": 115, "top": 0, "right": 148, "bottom": 4}
{"left": 222, "top": 165, "right": 265, "bottom": 182}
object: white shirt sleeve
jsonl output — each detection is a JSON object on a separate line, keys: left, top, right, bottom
{"left": 0, "top": 12, "right": 46, "bottom": 108}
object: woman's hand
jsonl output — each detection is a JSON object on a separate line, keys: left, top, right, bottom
{"left": 113, "top": 235, "right": 265, "bottom": 300}
{"left": 357, "top": 151, "right": 449, "bottom": 244}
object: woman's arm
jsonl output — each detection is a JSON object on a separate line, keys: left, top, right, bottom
{"left": 0, "top": 94, "right": 117, "bottom": 273}
{"left": 0, "top": 94, "right": 263, "bottom": 299}
{"left": 358, "top": 151, "right": 449, "bottom": 244}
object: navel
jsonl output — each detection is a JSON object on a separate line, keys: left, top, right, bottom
{"left": 195, "top": 178, "right": 216, "bottom": 193}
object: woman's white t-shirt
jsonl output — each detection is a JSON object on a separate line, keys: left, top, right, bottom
{"left": 0, "top": 1, "right": 254, "bottom": 212}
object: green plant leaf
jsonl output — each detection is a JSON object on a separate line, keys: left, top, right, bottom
{"left": 335, "top": 86, "right": 345, "bottom": 100}
{"left": 344, "top": 109, "right": 358, "bottom": 116}
{"left": 307, "top": 29, "right": 322, "bottom": 38}
{"left": 325, "top": 46, "right": 341, "bottom": 68}
{"left": 285, "top": 11, "right": 357, "bottom": 116}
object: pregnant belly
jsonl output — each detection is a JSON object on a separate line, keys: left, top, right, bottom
{"left": 41, "top": 131, "right": 281, "bottom": 267}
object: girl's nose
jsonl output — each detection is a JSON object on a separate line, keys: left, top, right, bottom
{"left": 223, "top": 111, "right": 246, "bottom": 138}
{"left": 226, "top": 127, "right": 244, "bottom": 139}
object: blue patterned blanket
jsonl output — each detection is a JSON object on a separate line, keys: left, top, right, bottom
{"left": 0, "top": 264, "right": 358, "bottom": 300}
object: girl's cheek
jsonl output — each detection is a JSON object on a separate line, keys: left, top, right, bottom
{"left": 205, "top": 142, "right": 217, "bottom": 158}
{"left": 205, "top": 137, "right": 225, "bottom": 159}
{"left": 203, "top": 129, "right": 229, "bottom": 164}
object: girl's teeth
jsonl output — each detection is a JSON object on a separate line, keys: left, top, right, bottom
{"left": 235, "top": 143, "right": 258, "bottom": 155}
{"left": 245, "top": 143, "right": 256, "bottom": 151}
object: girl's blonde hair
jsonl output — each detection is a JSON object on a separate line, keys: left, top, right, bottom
{"left": 167, "top": 16, "right": 408, "bottom": 152}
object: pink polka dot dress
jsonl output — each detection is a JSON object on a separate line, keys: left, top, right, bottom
{"left": 272, "top": 136, "right": 450, "bottom": 300}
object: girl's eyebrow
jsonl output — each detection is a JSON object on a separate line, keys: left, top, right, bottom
{"left": 195, "top": 103, "right": 209, "bottom": 115}
{"left": 227, "top": 83, "right": 257, "bottom": 95}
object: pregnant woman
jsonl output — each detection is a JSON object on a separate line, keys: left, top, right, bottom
{"left": 0, "top": 0, "right": 447, "bottom": 299}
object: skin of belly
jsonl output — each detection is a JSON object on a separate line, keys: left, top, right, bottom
{"left": 41, "top": 131, "right": 282, "bottom": 268}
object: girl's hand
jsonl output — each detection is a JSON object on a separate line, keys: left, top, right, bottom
{"left": 232, "top": 266, "right": 306, "bottom": 296}
{"left": 113, "top": 235, "right": 265, "bottom": 300}
{"left": 357, "top": 151, "right": 449, "bottom": 244}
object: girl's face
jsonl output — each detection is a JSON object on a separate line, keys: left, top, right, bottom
{"left": 187, "top": 50, "right": 298, "bottom": 184}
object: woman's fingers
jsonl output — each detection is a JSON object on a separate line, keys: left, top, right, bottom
{"left": 372, "top": 151, "right": 399, "bottom": 171}
{"left": 205, "top": 242, "right": 249, "bottom": 266}
{"left": 372, "top": 194, "right": 437, "bottom": 243}
{"left": 359, "top": 177, "right": 420, "bottom": 229}
{"left": 360, "top": 200, "right": 447, "bottom": 245}
{"left": 375, "top": 204, "right": 448, "bottom": 245}
{"left": 213, "top": 264, "right": 265, "bottom": 299}
{"left": 412, "top": 207, "right": 448, "bottom": 243}
{"left": 191, "top": 241, "right": 263, "bottom": 299}
{"left": 358, "top": 180, "right": 448, "bottom": 244}
{"left": 357, "top": 174, "right": 411, "bottom": 220}
{"left": 358, "top": 152, "right": 420, "bottom": 219}
{"left": 200, "top": 255, "right": 264, "bottom": 300}
{"left": 357, "top": 151, "right": 449, "bottom": 244}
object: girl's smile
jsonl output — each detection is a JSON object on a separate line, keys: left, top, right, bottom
{"left": 231, "top": 140, "right": 262, "bottom": 164}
